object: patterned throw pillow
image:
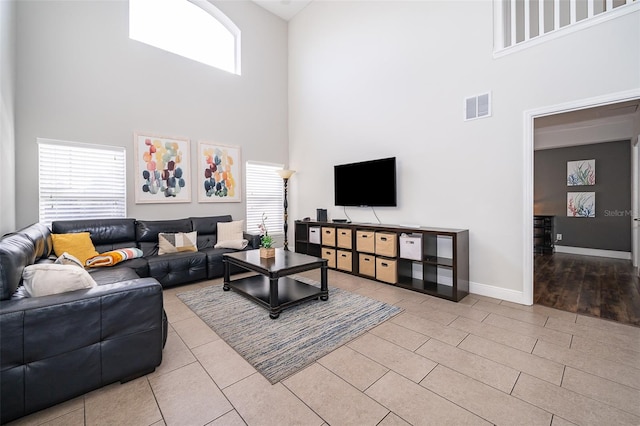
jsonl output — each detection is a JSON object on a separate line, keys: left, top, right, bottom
{"left": 158, "top": 231, "right": 198, "bottom": 255}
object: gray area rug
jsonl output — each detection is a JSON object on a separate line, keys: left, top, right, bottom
{"left": 177, "top": 276, "right": 402, "bottom": 383}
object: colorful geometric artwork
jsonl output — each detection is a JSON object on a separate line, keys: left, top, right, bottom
{"left": 567, "top": 192, "right": 595, "bottom": 217}
{"left": 567, "top": 159, "right": 595, "bottom": 186}
{"left": 134, "top": 133, "right": 191, "bottom": 203}
{"left": 197, "top": 142, "right": 241, "bottom": 203}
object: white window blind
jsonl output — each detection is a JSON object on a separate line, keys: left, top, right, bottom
{"left": 245, "top": 162, "right": 284, "bottom": 238}
{"left": 38, "top": 138, "right": 126, "bottom": 227}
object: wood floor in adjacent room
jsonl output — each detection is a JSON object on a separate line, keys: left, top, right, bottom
{"left": 535, "top": 252, "right": 640, "bottom": 327}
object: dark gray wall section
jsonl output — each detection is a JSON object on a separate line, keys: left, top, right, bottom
{"left": 534, "top": 140, "right": 631, "bottom": 252}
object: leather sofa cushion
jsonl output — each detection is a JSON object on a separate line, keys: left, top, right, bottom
{"left": 93, "top": 241, "right": 139, "bottom": 253}
{"left": 1, "top": 310, "right": 24, "bottom": 369}
{"left": 50, "top": 220, "right": 139, "bottom": 263}
{"left": 146, "top": 251, "right": 207, "bottom": 288}
{"left": 190, "top": 215, "right": 232, "bottom": 234}
{"left": 115, "top": 257, "right": 149, "bottom": 278}
{"left": 200, "top": 247, "right": 246, "bottom": 279}
{"left": 136, "top": 219, "right": 192, "bottom": 243}
{"left": 136, "top": 219, "right": 192, "bottom": 257}
{"left": 89, "top": 267, "right": 140, "bottom": 285}
{"left": 27, "top": 345, "right": 101, "bottom": 414}
{"left": 52, "top": 219, "right": 137, "bottom": 246}
{"left": 24, "top": 297, "right": 102, "bottom": 361}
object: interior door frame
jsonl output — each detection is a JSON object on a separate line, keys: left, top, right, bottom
{"left": 523, "top": 88, "right": 640, "bottom": 306}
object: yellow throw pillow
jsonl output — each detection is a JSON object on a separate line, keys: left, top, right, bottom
{"left": 51, "top": 232, "right": 99, "bottom": 266}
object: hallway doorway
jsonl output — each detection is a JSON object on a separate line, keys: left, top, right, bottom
{"left": 529, "top": 96, "right": 640, "bottom": 325}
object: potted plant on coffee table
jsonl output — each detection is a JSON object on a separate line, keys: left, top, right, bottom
{"left": 258, "top": 213, "right": 275, "bottom": 258}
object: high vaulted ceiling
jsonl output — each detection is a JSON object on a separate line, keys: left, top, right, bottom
{"left": 251, "top": 0, "right": 313, "bottom": 21}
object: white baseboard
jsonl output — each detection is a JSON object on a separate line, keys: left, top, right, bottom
{"left": 554, "top": 245, "right": 631, "bottom": 260}
{"left": 469, "top": 281, "right": 528, "bottom": 305}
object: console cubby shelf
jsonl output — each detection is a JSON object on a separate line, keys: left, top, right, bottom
{"left": 294, "top": 220, "right": 469, "bottom": 302}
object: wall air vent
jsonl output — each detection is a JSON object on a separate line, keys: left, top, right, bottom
{"left": 464, "top": 92, "right": 491, "bottom": 121}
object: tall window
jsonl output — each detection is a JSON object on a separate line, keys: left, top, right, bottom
{"left": 38, "top": 139, "right": 126, "bottom": 227}
{"left": 246, "top": 162, "right": 284, "bottom": 239}
{"left": 129, "top": 0, "right": 241, "bottom": 75}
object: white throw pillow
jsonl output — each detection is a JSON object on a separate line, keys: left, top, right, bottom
{"left": 214, "top": 239, "right": 248, "bottom": 250}
{"left": 22, "top": 264, "right": 97, "bottom": 297}
{"left": 216, "top": 220, "right": 244, "bottom": 244}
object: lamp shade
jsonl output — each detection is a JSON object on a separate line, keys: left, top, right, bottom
{"left": 277, "top": 169, "right": 296, "bottom": 179}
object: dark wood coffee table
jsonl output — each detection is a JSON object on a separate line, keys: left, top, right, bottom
{"left": 223, "top": 249, "right": 328, "bottom": 319}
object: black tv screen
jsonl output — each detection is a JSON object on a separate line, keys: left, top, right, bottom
{"left": 334, "top": 157, "right": 397, "bottom": 207}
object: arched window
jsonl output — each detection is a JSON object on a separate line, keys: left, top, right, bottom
{"left": 129, "top": 0, "right": 241, "bottom": 75}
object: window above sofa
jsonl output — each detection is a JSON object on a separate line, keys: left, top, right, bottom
{"left": 246, "top": 161, "right": 284, "bottom": 239}
{"left": 38, "top": 138, "right": 126, "bottom": 227}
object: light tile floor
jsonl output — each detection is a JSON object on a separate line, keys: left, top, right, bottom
{"left": 9, "top": 270, "right": 640, "bottom": 426}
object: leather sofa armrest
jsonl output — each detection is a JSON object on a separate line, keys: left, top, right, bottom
{"left": 0, "top": 278, "right": 163, "bottom": 371}
{"left": 0, "top": 278, "right": 164, "bottom": 423}
{"left": 244, "top": 232, "right": 261, "bottom": 249}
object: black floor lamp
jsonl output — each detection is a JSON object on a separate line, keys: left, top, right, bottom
{"left": 277, "top": 169, "right": 296, "bottom": 251}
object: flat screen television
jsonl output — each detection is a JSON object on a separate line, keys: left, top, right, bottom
{"left": 334, "top": 157, "right": 397, "bottom": 207}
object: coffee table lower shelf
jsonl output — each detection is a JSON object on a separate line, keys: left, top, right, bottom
{"left": 225, "top": 274, "right": 327, "bottom": 319}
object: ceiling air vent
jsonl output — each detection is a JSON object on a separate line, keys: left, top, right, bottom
{"left": 464, "top": 92, "right": 491, "bottom": 121}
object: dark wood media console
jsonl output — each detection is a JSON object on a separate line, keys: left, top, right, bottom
{"left": 295, "top": 220, "right": 469, "bottom": 302}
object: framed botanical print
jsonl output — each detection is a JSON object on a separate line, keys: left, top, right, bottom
{"left": 567, "top": 159, "right": 595, "bottom": 186}
{"left": 567, "top": 192, "right": 595, "bottom": 217}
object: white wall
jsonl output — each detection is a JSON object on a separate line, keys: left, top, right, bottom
{"left": 288, "top": 1, "right": 640, "bottom": 301}
{"left": 0, "top": 0, "right": 16, "bottom": 235}
{"left": 14, "top": 0, "right": 288, "bottom": 228}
